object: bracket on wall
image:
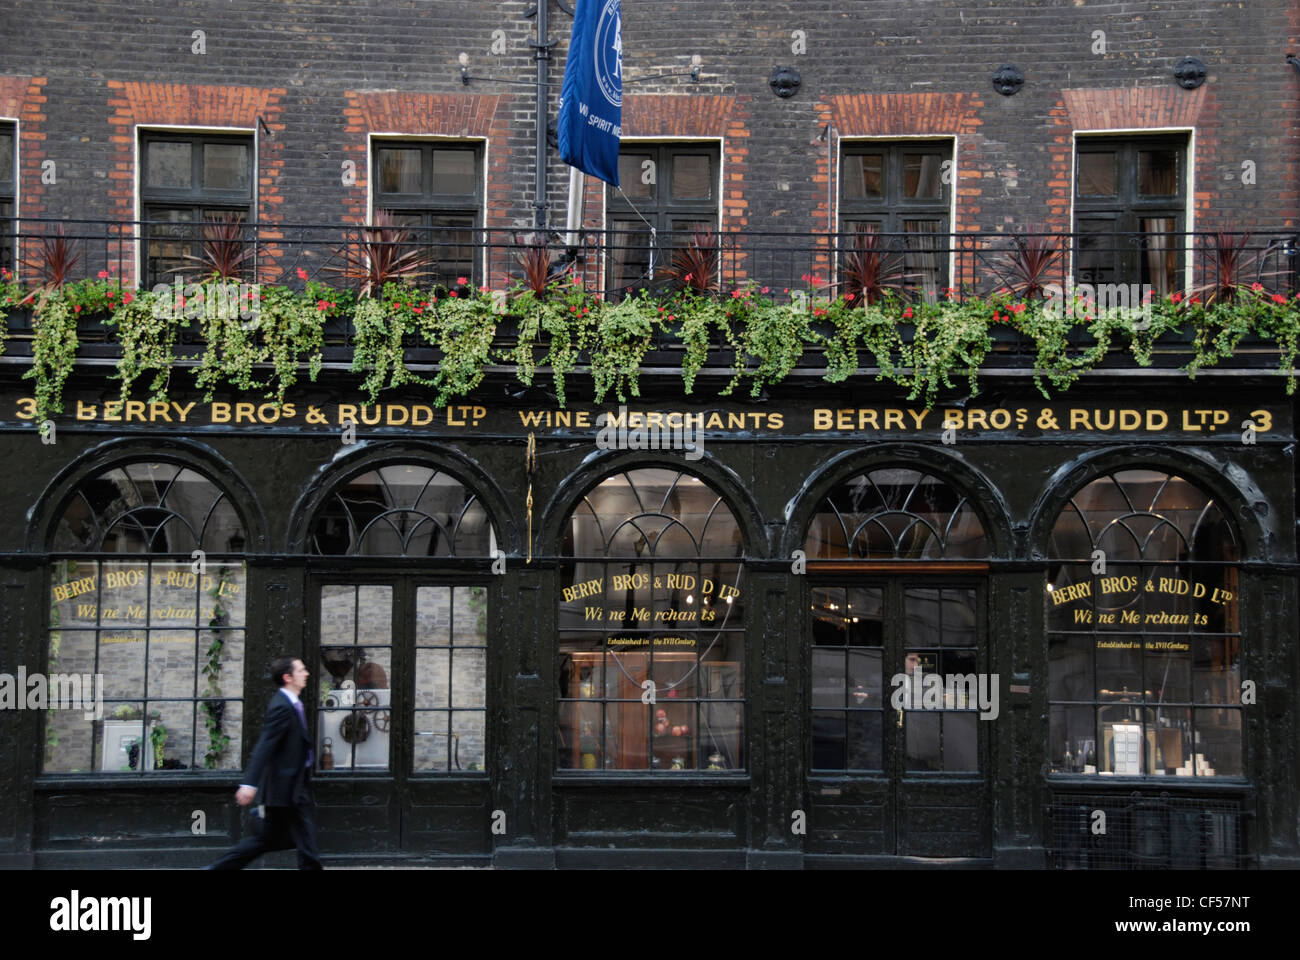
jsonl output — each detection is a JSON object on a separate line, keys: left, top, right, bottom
{"left": 1174, "top": 56, "right": 1207, "bottom": 89}
{"left": 257, "top": 116, "right": 274, "bottom": 139}
{"left": 992, "top": 64, "right": 1024, "bottom": 96}
{"left": 770, "top": 66, "right": 801, "bottom": 98}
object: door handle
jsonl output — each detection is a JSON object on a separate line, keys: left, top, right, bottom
{"left": 896, "top": 707, "right": 903, "bottom": 728}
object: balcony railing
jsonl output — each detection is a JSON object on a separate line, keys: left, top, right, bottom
{"left": 2, "top": 218, "right": 1297, "bottom": 303}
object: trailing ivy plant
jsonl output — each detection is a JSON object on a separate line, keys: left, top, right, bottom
{"left": 259, "top": 285, "right": 326, "bottom": 405}
{"left": 590, "top": 291, "right": 655, "bottom": 403}
{"left": 505, "top": 276, "right": 596, "bottom": 407}
{"left": 104, "top": 287, "right": 180, "bottom": 404}
{"left": 899, "top": 300, "right": 994, "bottom": 406}
{"left": 24, "top": 290, "right": 80, "bottom": 421}
{"left": 189, "top": 278, "right": 264, "bottom": 399}
{"left": 421, "top": 286, "right": 497, "bottom": 407}
{"left": 722, "top": 286, "right": 818, "bottom": 398}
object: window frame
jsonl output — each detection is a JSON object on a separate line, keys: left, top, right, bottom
{"left": 1072, "top": 132, "right": 1189, "bottom": 291}
{"left": 138, "top": 128, "right": 256, "bottom": 288}
{"left": 369, "top": 137, "right": 485, "bottom": 289}
{"left": 837, "top": 138, "right": 955, "bottom": 299}
{"left": 42, "top": 459, "right": 250, "bottom": 777}
{"left": 0, "top": 118, "right": 17, "bottom": 272}
{"left": 1045, "top": 469, "right": 1243, "bottom": 780}
{"left": 604, "top": 139, "right": 722, "bottom": 297}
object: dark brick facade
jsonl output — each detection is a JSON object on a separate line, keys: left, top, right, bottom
{"left": 0, "top": 1, "right": 1293, "bottom": 235}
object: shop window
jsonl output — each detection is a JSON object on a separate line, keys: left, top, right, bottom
{"left": 309, "top": 463, "right": 495, "bottom": 774}
{"left": 1047, "top": 470, "right": 1241, "bottom": 778}
{"left": 1074, "top": 135, "right": 1187, "bottom": 295}
{"left": 839, "top": 141, "right": 952, "bottom": 299}
{"left": 805, "top": 468, "right": 989, "bottom": 560}
{"left": 372, "top": 140, "right": 482, "bottom": 288}
{"left": 0, "top": 121, "right": 14, "bottom": 270}
{"left": 558, "top": 468, "right": 744, "bottom": 772}
{"left": 806, "top": 470, "right": 988, "bottom": 773}
{"left": 141, "top": 131, "right": 253, "bottom": 288}
{"left": 44, "top": 462, "right": 248, "bottom": 774}
{"left": 606, "top": 142, "right": 719, "bottom": 295}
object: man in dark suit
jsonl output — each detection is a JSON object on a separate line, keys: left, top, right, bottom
{"left": 207, "top": 655, "right": 322, "bottom": 869}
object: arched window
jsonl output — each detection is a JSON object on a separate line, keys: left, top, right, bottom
{"left": 45, "top": 462, "right": 248, "bottom": 774}
{"left": 308, "top": 463, "right": 493, "bottom": 557}
{"left": 805, "top": 468, "right": 989, "bottom": 560}
{"left": 558, "top": 468, "right": 745, "bottom": 772}
{"left": 804, "top": 468, "right": 990, "bottom": 775}
{"left": 1047, "top": 470, "right": 1241, "bottom": 778}
{"left": 307, "top": 461, "right": 497, "bottom": 774}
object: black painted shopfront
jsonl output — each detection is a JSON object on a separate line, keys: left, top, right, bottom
{"left": 0, "top": 373, "right": 1296, "bottom": 869}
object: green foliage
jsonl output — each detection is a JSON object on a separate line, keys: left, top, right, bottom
{"left": 590, "top": 290, "right": 654, "bottom": 403}
{"left": 11, "top": 272, "right": 1300, "bottom": 419}
{"left": 24, "top": 290, "right": 80, "bottom": 421}
{"left": 201, "top": 568, "right": 232, "bottom": 769}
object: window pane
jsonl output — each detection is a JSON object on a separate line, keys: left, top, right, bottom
{"left": 1194, "top": 708, "right": 1241, "bottom": 776}
{"left": 846, "top": 711, "right": 882, "bottom": 769}
{"left": 905, "top": 712, "right": 941, "bottom": 770}
{"left": 903, "top": 154, "right": 943, "bottom": 199}
{"left": 202, "top": 143, "right": 249, "bottom": 191}
{"left": 812, "top": 711, "right": 846, "bottom": 769}
{"left": 812, "top": 649, "right": 845, "bottom": 707}
{"left": 671, "top": 155, "right": 711, "bottom": 199}
{"left": 1138, "top": 149, "right": 1178, "bottom": 196}
{"left": 1077, "top": 151, "right": 1116, "bottom": 196}
{"left": 842, "top": 154, "right": 884, "bottom": 199}
{"left": 0, "top": 131, "right": 12, "bottom": 183}
{"left": 378, "top": 148, "right": 422, "bottom": 194}
{"left": 618, "top": 154, "right": 653, "bottom": 198}
{"left": 147, "top": 142, "right": 192, "bottom": 189}
{"left": 432, "top": 149, "right": 477, "bottom": 195}
{"left": 942, "top": 713, "right": 978, "bottom": 771}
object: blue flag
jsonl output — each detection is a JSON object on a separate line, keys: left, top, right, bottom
{"left": 557, "top": 0, "right": 622, "bottom": 186}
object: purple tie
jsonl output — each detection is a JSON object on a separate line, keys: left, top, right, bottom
{"left": 292, "top": 699, "right": 313, "bottom": 767}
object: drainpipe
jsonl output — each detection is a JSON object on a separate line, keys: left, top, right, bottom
{"left": 533, "top": 1, "right": 554, "bottom": 231}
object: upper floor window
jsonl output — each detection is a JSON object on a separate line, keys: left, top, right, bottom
{"left": 372, "top": 140, "right": 483, "bottom": 288}
{"left": 0, "top": 121, "right": 15, "bottom": 270}
{"left": 141, "top": 132, "right": 253, "bottom": 287}
{"left": 1047, "top": 470, "right": 1241, "bottom": 778}
{"left": 45, "top": 461, "right": 248, "bottom": 775}
{"left": 1074, "top": 135, "right": 1186, "bottom": 295}
{"left": 606, "top": 142, "right": 719, "bottom": 296}
{"left": 839, "top": 141, "right": 951, "bottom": 299}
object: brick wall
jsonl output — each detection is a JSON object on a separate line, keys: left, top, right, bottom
{"left": 0, "top": 0, "right": 1294, "bottom": 254}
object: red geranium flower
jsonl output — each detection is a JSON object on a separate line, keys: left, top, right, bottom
{"left": 297, "top": 268, "right": 309, "bottom": 281}
{"left": 456, "top": 276, "right": 468, "bottom": 285}
{"left": 73, "top": 305, "right": 81, "bottom": 313}
{"left": 1272, "top": 293, "right": 1287, "bottom": 304}
{"left": 97, "top": 270, "right": 110, "bottom": 279}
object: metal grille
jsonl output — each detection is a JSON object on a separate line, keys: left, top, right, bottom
{"left": 1047, "top": 792, "right": 1253, "bottom": 869}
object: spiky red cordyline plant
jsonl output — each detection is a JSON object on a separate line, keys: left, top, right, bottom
{"left": 327, "top": 210, "right": 436, "bottom": 297}
{"left": 511, "top": 238, "right": 574, "bottom": 297}
{"left": 173, "top": 211, "right": 253, "bottom": 281}
{"left": 988, "top": 225, "right": 1063, "bottom": 299}
{"left": 663, "top": 231, "right": 720, "bottom": 295}
{"left": 1190, "top": 231, "right": 1287, "bottom": 305}
{"left": 829, "top": 232, "right": 920, "bottom": 306}
{"left": 24, "top": 225, "right": 82, "bottom": 292}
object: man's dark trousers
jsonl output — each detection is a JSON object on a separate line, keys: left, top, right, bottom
{"left": 208, "top": 689, "right": 321, "bottom": 870}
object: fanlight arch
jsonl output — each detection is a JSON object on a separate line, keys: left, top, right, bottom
{"left": 804, "top": 467, "right": 989, "bottom": 560}
{"left": 53, "top": 460, "right": 246, "bottom": 553}
{"left": 309, "top": 462, "right": 496, "bottom": 557}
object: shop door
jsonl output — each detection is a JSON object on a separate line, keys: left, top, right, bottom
{"left": 311, "top": 577, "right": 492, "bottom": 858}
{"left": 807, "top": 579, "right": 992, "bottom": 858}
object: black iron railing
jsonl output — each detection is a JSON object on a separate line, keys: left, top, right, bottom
{"left": 2, "top": 217, "right": 1296, "bottom": 304}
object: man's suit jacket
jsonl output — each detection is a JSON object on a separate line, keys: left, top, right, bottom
{"left": 243, "top": 690, "right": 313, "bottom": 807}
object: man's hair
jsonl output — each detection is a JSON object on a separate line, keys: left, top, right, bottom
{"left": 270, "top": 655, "right": 298, "bottom": 687}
